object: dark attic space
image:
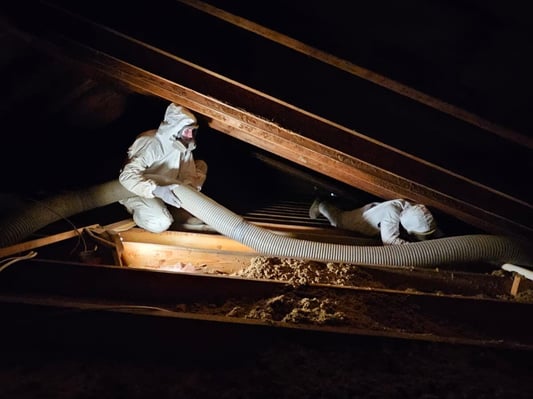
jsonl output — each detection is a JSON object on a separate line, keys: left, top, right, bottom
{"left": 0, "top": 1, "right": 532, "bottom": 398}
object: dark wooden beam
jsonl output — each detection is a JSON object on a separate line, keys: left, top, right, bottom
{"left": 178, "top": 0, "right": 532, "bottom": 150}
{"left": 1, "top": 0, "right": 531, "bottom": 243}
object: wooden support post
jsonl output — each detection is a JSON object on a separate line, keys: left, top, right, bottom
{"left": 510, "top": 275, "right": 522, "bottom": 297}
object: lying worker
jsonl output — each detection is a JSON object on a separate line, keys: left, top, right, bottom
{"left": 309, "top": 197, "right": 439, "bottom": 245}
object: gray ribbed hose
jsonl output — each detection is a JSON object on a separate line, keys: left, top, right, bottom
{"left": 0, "top": 180, "right": 132, "bottom": 248}
{"left": 173, "top": 184, "right": 533, "bottom": 268}
{"left": 0, "top": 180, "right": 531, "bottom": 268}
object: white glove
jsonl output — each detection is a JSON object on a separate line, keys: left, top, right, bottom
{"left": 153, "top": 184, "right": 181, "bottom": 208}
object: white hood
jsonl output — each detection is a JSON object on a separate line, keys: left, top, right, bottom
{"left": 400, "top": 204, "right": 437, "bottom": 235}
{"left": 155, "top": 103, "right": 197, "bottom": 146}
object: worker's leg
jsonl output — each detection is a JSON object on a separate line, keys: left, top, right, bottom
{"left": 121, "top": 197, "right": 173, "bottom": 233}
{"left": 317, "top": 201, "right": 344, "bottom": 227}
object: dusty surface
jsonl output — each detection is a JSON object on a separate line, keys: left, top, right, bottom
{"left": 150, "top": 257, "right": 527, "bottom": 346}
{"left": 1, "top": 328, "right": 532, "bottom": 399}
{"left": 235, "top": 257, "right": 385, "bottom": 288}
{"left": 233, "top": 256, "right": 533, "bottom": 302}
{"left": 2, "top": 256, "right": 533, "bottom": 398}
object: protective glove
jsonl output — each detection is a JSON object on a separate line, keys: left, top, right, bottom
{"left": 152, "top": 184, "right": 182, "bottom": 208}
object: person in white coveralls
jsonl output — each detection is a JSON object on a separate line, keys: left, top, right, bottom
{"left": 119, "top": 103, "right": 207, "bottom": 233}
{"left": 309, "top": 197, "right": 439, "bottom": 245}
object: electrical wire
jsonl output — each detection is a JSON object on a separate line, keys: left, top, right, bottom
{"left": 24, "top": 196, "right": 88, "bottom": 254}
{"left": 0, "top": 250, "right": 38, "bottom": 273}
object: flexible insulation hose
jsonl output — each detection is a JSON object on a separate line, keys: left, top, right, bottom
{"left": 173, "top": 184, "right": 533, "bottom": 268}
{"left": 0, "top": 180, "right": 132, "bottom": 248}
{"left": 0, "top": 179, "right": 531, "bottom": 269}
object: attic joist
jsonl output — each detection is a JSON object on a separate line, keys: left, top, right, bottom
{"left": 179, "top": 0, "right": 532, "bottom": 150}
{"left": 1, "top": 257, "right": 533, "bottom": 350}
{"left": 1, "top": 0, "right": 531, "bottom": 243}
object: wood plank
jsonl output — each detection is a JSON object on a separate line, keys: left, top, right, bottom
{"left": 178, "top": 0, "right": 532, "bottom": 149}
{"left": 119, "top": 224, "right": 380, "bottom": 249}
{"left": 1, "top": 0, "right": 530, "bottom": 243}
{"left": 121, "top": 241, "right": 252, "bottom": 274}
{"left": 0, "top": 224, "right": 100, "bottom": 258}
{"left": 120, "top": 229, "right": 257, "bottom": 253}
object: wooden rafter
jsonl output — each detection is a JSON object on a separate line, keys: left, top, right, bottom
{"left": 0, "top": 0, "right": 531, "bottom": 243}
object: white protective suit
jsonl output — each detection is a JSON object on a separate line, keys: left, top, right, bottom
{"left": 119, "top": 103, "right": 207, "bottom": 233}
{"left": 314, "top": 199, "right": 437, "bottom": 245}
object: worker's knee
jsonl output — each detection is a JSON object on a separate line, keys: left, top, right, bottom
{"left": 319, "top": 202, "right": 341, "bottom": 227}
{"left": 133, "top": 211, "right": 173, "bottom": 233}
